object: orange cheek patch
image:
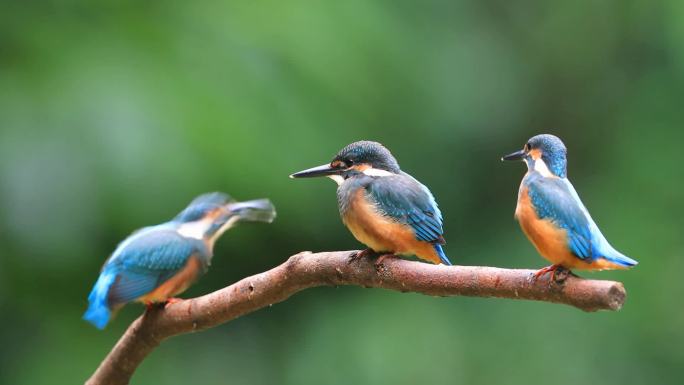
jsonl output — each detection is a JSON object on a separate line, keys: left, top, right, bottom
{"left": 351, "top": 164, "right": 371, "bottom": 172}
{"left": 209, "top": 209, "right": 223, "bottom": 220}
{"left": 528, "top": 148, "right": 542, "bottom": 160}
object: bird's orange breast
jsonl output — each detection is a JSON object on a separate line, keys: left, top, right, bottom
{"left": 342, "top": 189, "right": 442, "bottom": 264}
{"left": 516, "top": 186, "right": 578, "bottom": 268}
{"left": 137, "top": 256, "right": 203, "bottom": 304}
{"left": 516, "top": 186, "right": 624, "bottom": 270}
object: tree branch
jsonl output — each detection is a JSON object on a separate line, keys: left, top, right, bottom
{"left": 85, "top": 250, "right": 627, "bottom": 385}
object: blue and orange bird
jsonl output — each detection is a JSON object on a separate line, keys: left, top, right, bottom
{"left": 290, "top": 141, "right": 451, "bottom": 266}
{"left": 83, "top": 192, "right": 276, "bottom": 329}
{"left": 502, "top": 134, "right": 637, "bottom": 279}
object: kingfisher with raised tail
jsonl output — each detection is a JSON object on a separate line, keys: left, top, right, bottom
{"left": 290, "top": 141, "right": 451, "bottom": 266}
{"left": 83, "top": 192, "right": 276, "bottom": 329}
{"left": 502, "top": 134, "right": 637, "bottom": 279}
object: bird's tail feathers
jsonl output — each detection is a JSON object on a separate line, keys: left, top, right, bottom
{"left": 434, "top": 244, "right": 453, "bottom": 266}
{"left": 83, "top": 270, "right": 116, "bottom": 329}
{"left": 229, "top": 199, "right": 277, "bottom": 223}
{"left": 603, "top": 249, "right": 638, "bottom": 267}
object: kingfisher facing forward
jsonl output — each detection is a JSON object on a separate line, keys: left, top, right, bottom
{"left": 83, "top": 192, "right": 276, "bottom": 329}
{"left": 290, "top": 141, "right": 451, "bottom": 265}
{"left": 502, "top": 134, "right": 637, "bottom": 279}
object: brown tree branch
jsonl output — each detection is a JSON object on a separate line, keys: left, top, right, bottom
{"left": 85, "top": 250, "right": 627, "bottom": 385}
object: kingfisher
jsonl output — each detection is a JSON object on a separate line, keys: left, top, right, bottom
{"left": 290, "top": 141, "right": 451, "bottom": 266}
{"left": 502, "top": 134, "right": 637, "bottom": 279}
{"left": 83, "top": 192, "right": 276, "bottom": 329}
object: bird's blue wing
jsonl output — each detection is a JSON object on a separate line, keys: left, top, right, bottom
{"left": 105, "top": 230, "right": 207, "bottom": 304}
{"left": 526, "top": 176, "right": 596, "bottom": 259}
{"left": 365, "top": 174, "right": 445, "bottom": 244}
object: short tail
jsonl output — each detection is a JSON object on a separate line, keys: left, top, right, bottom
{"left": 229, "top": 199, "right": 277, "bottom": 223}
{"left": 603, "top": 249, "right": 638, "bottom": 268}
{"left": 83, "top": 271, "right": 116, "bottom": 329}
{"left": 434, "top": 244, "right": 452, "bottom": 266}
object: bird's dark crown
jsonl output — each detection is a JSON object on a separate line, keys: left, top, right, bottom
{"left": 331, "top": 141, "right": 401, "bottom": 173}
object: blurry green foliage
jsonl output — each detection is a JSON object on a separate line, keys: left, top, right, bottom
{"left": 0, "top": 1, "right": 682, "bottom": 384}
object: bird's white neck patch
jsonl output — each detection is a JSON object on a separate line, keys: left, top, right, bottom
{"left": 362, "top": 167, "right": 393, "bottom": 177}
{"left": 531, "top": 158, "right": 554, "bottom": 178}
{"left": 327, "top": 175, "right": 345, "bottom": 185}
{"left": 177, "top": 219, "right": 212, "bottom": 240}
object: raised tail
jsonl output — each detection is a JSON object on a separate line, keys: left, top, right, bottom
{"left": 229, "top": 199, "right": 277, "bottom": 223}
{"left": 434, "top": 244, "right": 452, "bottom": 266}
{"left": 83, "top": 270, "right": 117, "bottom": 329}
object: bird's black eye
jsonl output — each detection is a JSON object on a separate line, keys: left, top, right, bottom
{"left": 525, "top": 142, "right": 532, "bottom": 151}
{"left": 345, "top": 159, "right": 354, "bottom": 166}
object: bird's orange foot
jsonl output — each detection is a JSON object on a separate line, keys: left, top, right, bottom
{"left": 164, "top": 297, "right": 183, "bottom": 309}
{"left": 374, "top": 253, "right": 397, "bottom": 270}
{"left": 533, "top": 264, "right": 560, "bottom": 280}
{"left": 530, "top": 264, "right": 570, "bottom": 284}
{"left": 348, "top": 248, "right": 376, "bottom": 264}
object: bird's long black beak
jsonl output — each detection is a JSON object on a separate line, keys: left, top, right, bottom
{"left": 290, "top": 163, "right": 341, "bottom": 178}
{"left": 501, "top": 149, "right": 526, "bottom": 162}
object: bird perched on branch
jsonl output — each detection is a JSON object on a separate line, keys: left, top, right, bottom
{"left": 502, "top": 134, "right": 637, "bottom": 279}
{"left": 83, "top": 192, "right": 276, "bottom": 329}
{"left": 290, "top": 141, "right": 451, "bottom": 266}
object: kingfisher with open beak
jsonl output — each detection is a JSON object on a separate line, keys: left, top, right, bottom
{"left": 290, "top": 141, "right": 451, "bottom": 266}
{"left": 83, "top": 192, "right": 276, "bottom": 329}
{"left": 502, "top": 134, "right": 637, "bottom": 279}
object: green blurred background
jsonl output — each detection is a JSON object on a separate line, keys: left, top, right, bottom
{"left": 1, "top": 1, "right": 682, "bottom": 384}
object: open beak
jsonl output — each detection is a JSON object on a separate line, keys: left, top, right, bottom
{"left": 290, "top": 163, "right": 342, "bottom": 178}
{"left": 501, "top": 149, "right": 526, "bottom": 162}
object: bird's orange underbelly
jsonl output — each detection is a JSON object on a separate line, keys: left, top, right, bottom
{"left": 137, "top": 256, "right": 203, "bottom": 304}
{"left": 516, "top": 186, "right": 628, "bottom": 271}
{"left": 342, "top": 190, "right": 441, "bottom": 264}
{"left": 516, "top": 188, "right": 580, "bottom": 268}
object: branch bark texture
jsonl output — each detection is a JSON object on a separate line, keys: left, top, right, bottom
{"left": 86, "top": 250, "right": 627, "bottom": 385}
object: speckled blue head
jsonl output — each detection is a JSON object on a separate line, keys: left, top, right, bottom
{"left": 503, "top": 134, "right": 568, "bottom": 178}
{"left": 174, "top": 192, "right": 232, "bottom": 223}
{"left": 290, "top": 141, "right": 401, "bottom": 180}
{"left": 332, "top": 141, "right": 401, "bottom": 173}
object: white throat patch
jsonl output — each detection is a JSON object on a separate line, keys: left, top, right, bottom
{"left": 327, "top": 175, "right": 345, "bottom": 185}
{"left": 177, "top": 219, "right": 213, "bottom": 240}
{"left": 532, "top": 158, "right": 554, "bottom": 178}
